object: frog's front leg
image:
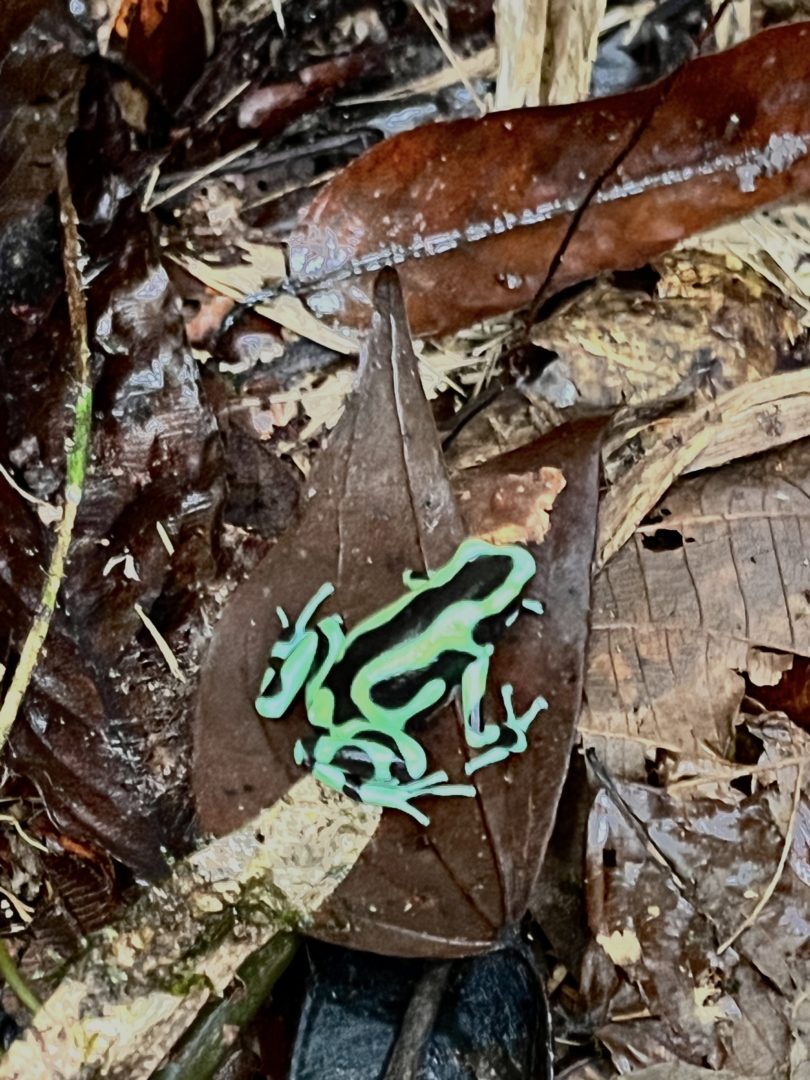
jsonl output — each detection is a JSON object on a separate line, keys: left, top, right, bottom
{"left": 464, "top": 684, "right": 548, "bottom": 775}
{"left": 255, "top": 583, "right": 341, "bottom": 720}
{"left": 255, "top": 630, "right": 320, "bottom": 718}
{"left": 460, "top": 651, "right": 501, "bottom": 749}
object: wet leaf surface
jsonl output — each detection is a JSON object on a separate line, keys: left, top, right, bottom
{"left": 288, "top": 24, "right": 810, "bottom": 337}
{"left": 0, "top": 2, "right": 88, "bottom": 232}
{"left": 194, "top": 271, "right": 603, "bottom": 956}
{"left": 582, "top": 717, "right": 809, "bottom": 1074}
{"left": 288, "top": 938, "right": 552, "bottom": 1080}
{"left": 1, "top": 67, "right": 225, "bottom": 876}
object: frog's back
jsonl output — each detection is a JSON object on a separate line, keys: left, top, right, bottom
{"left": 323, "top": 540, "right": 535, "bottom": 724}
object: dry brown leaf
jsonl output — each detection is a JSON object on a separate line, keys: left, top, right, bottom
{"left": 583, "top": 438, "right": 810, "bottom": 778}
{"left": 529, "top": 252, "right": 799, "bottom": 413}
{"left": 584, "top": 718, "right": 809, "bottom": 1074}
{"left": 597, "top": 367, "right": 810, "bottom": 567}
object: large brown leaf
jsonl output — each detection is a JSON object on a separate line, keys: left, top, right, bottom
{"left": 583, "top": 437, "right": 810, "bottom": 780}
{"left": 194, "top": 270, "right": 602, "bottom": 956}
{"left": 287, "top": 23, "right": 810, "bottom": 337}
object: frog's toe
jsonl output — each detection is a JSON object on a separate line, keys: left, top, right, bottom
{"left": 465, "top": 723, "right": 501, "bottom": 749}
{"left": 402, "top": 567, "right": 430, "bottom": 590}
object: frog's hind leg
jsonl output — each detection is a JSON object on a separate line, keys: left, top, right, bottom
{"left": 346, "top": 773, "right": 477, "bottom": 826}
{"left": 308, "top": 761, "right": 474, "bottom": 826}
{"left": 464, "top": 684, "right": 548, "bottom": 775}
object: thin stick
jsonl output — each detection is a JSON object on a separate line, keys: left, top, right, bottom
{"left": 717, "top": 758, "right": 805, "bottom": 954}
{"left": 0, "top": 156, "right": 93, "bottom": 754}
{"left": 144, "top": 140, "right": 260, "bottom": 211}
{"left": 410, "top": 0, "right": 486, "bottom": 115}
{"left": 0, "top": 939, "right": 41, "bottom": 1015}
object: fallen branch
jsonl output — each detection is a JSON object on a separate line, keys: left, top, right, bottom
{"left": 0, "top": 778, "right": 379, "bottom": 1080}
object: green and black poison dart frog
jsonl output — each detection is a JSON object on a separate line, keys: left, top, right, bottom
{"left": 255, "top": 537, "right": 547, "bottom": 825}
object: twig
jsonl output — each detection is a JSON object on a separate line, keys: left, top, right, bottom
{"left": 410, "top": 0, "right": 487, "bottom": 115}
{"left": 0, "top": 939, "right": 41, "bottom": 1015}
{"left": 667, "top": 755, "right": 810, "bottom": 794}
{"left": 134, "top": 603, "right": 186, "bottom": 683}
{"left": 383, "top": 962, "right": 453, "bottom": 1080}
{"left": 585, "top": 748, "right": 691, "bottom": 894}
{"left": 0, "top": 155, "right": 93, "bottom": 754}
{"left": 144, "top": 140, "right": 260, "bottom": 211}
{"left": 717, "top": 758, "right": 805, "bottom": 954}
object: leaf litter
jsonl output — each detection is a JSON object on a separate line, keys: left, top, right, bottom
{"left": 0, "top": 0, "right": 809, "bottom": 1075}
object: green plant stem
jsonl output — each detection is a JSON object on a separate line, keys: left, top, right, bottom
{"left": 0, "top": 154, "right": 92, "bottom": 753}
{"left": 151, "top": 932, "right": 299, "bottom": 1080}
{"left": 0, "top": 939, "right": 41, "bottom": 1015}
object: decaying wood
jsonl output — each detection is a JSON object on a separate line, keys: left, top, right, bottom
{"left": 495, "top": 0, "right": 607, "bottom": 109}
{"left": 0, "top": 780, "right": 379, "bottom": 1080}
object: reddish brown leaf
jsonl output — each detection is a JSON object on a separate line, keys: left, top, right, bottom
{"left": 194, "top": 270, "right": 602, "bottom": 957}
{"left": 288, "top": 23, "right": 810, "bottom": 337}
{"left": 109, "top": 0, "right": 207, "bottom": 109}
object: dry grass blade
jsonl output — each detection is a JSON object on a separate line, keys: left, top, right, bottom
{"left": 410, "top": 0, "right": 486, "bottom": 114}
{"left": 134, "top": 603, "right": 186, "bottom": 683}
{"left": 170, "top": 252, "right": 356, "bottom": 355}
